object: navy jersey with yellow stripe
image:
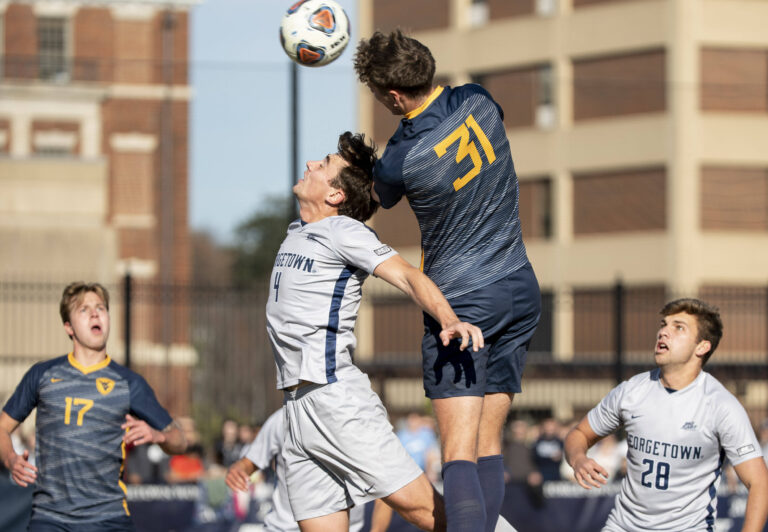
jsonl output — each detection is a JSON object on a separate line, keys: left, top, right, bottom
{"left": 2, "top": 353, "right": 172, "bottom": 524}
{"left": 374, "top": 84, "right": 530, "bottom": 300}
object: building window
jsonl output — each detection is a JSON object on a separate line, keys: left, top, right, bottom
{"left": 485, "top": 0, "right": 556, "bottom": 20}
{"left": 701, "top": 166, "right": 768, "bottom": 231}
{"left": 32, "top": 122, "right": 79, "bottom": 156}
{"left": 573, "top": 167, "right": 666, "bottom": 235}
{"left": 573, "top": 285, "right": 665, "bottom": 362}
{"left": 38, "top": 17, "right": 69, "bottom": 81}
{"left": 701, "top": 48, "right": 768, "bottom": 113}
{"left": 699, "top": 286, "right": 767, "bottom": 362}
{"left": 573, "top": 0, "right": 636, "bottom": 6}
{"left": 519, "top": 178, "right": 552, "bottom": 240}
{"left": 372, "top": 296, "right": 424, "bottom": 362}
{"left": 473, "top": 63, "right": 555, "bottom": 129}
{"left": 469, "top": 0, "right": 490, "bottom": 26}
{"left": 373, "top": 0, "right": 450, "bottom": 33}
{"left": 573, "top": 50, "right": 666, "bottom": 121}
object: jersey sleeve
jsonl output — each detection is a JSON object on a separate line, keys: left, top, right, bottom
{"left": 127, "top": 372, "right": 173, "bottom": 431}
{"left": 2, "top": 363, "right": 45, "bottom": 423}
{"left": 242, "top": 408, "right": 285, "bottom": 470}
{"left": 449, "top": 83, "right": 504, "bottom": 120}
{"left": 373, "top": 150, "right": 407, "bottom": 209}
{"left": 587, "top": 381, "right": 627, "bottom": 437}
{"left": 329, "top": 218, "right": 398, "bottom": 274}
{"left": 716, "top": 395, "right": 763, "bottom": 466}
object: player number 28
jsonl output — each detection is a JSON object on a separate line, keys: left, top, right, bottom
{"left": 640, "top": 458, "right": 670, "bottom": 490}
{"left": 64, "top": 396, "right": 94, "bottom": 426}
{"left": 433, "top": 114, "right": 496, "bottom": 192}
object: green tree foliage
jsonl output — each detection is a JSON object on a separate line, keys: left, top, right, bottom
{"left": 231, "top": 196, "right": 293, "bottom": 288}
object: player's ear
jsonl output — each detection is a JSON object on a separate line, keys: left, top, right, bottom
{"left": 390, "top": 90, "right": 405, "bottom": 107}
{"left": 694, "top": 340, "right": 711, "bottom": 358}
{"left": 326, "top": 188, "right": 345, "bottom": 207}
{"left": 63, "top": 321, "right": 74, "bottom": 338}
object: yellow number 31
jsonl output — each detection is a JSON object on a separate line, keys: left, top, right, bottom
{"left": 434, "top": 114, "right": 496, "bottom": 191}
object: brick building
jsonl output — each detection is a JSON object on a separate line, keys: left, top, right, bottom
{"left": 354, "top": 0, "right": 768, "bottom": 418}
{"left": 0, "top": 0, "right": 195, "bottom": 415}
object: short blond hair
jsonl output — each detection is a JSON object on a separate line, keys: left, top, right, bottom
{"left": 59, "top": 282, "right": 110, "bottom": 324}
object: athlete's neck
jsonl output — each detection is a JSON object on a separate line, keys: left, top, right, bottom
{"left": 71, "top": 345, "right": 108, "bottom": 368}
{"left": 401, "top": 86, "right": 436, "bottom": 115}
{"left": 298, "top": 200, "right": 337, "bottom": 224}
{"left": 659, "top": 366, "right": 701, "bottom": 391}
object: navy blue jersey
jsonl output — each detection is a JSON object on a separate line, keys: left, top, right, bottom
{"left": 375, "top": 84, "right": 530, "bottom": 299}
{"left": 3, "top": 353, "right": 172, "bottom": 524}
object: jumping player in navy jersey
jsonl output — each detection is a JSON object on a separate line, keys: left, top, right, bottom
{"left": 267, "top": 131, "right": 484, "bottom": 532}
{"left": 355, "top": 30, "right": 541, "bottom": 532}
{"left": 0, "top": 282, "right": 187, "bottom": 532}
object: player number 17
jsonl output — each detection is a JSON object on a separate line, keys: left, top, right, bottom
{"left": 433, "top": 114, "right": 496, "bottom": 192}
{"left": 64, "top": 396, "right": 94, "bottom": 426}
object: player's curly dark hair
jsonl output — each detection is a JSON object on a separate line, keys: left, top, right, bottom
{"left": 354, "top": 29, "right": 435, "bottom": 97}
{"left": 331, "top": 132, "right": 379, "bottom": 222}
{"left": 660, "top": 298, "right": 723, "bottom": 365}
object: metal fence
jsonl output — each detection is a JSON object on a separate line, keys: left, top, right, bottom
{"left": 1, "top": 277, "right": 767, "bottom": 444}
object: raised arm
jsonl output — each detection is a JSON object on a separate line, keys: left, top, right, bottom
{"left": 122, "top": 414, "right": 187, "bottom": 455}
{"left": 564, "top": 416, "right": 609, "bottom": 490}
{"left": 373, "top": 254, "right": 483, "bottom": 351}
{"left": 0, "top": 411, "right": 37, "bottom": 487}
{"left": 733, "top": 456, "right": 768, "bottom": 532}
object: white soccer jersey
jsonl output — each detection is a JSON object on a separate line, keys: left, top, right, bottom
{"left": 588, "top": 369, "right": 762, "bottom": 532}
{"left": 243, "top": 407, "right": 366, "bottom": 532}
{"left": 266, "top": 216, "right": 397, "bottom": 389}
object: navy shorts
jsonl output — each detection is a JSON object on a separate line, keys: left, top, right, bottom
{"left": 28, "top": 515, "right": 135, "bottom": 532}
{"left": 422, "top": 263, "right": 541, "bottom": 399}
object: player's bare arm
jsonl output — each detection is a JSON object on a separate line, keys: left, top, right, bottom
{"left": 373, "top": 254, "right": 484, "bottom": 352}
{"left": 0, "top": 411, "right": 38, "bottom": 487}
{"left": 225, "top": 457, "right": 258, "bottom": 492}
{"left": 121, "top": 414, "right": 187, "bottom": 455}
{"left": 733, "top": 456, "right": 768, "bottom": 532}
{"left": 564, "top": 417, "right": 609, "bottom": 490}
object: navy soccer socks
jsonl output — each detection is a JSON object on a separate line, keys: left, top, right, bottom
{"left": 477, "top": 455, "right": 505, "bottom": 532}
{"left": 442, "top": 459, "right": 487, "bottom": 532}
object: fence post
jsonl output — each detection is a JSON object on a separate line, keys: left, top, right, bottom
{"left": 614, "top": 278, "right": 624, "bottom": 385}
{"left": 124, "top": 272, "right": 132, "bottom": 370}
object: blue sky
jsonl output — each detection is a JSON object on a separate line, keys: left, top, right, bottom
{"left": 190, "top": 0, "right": 359, "bottom": 243}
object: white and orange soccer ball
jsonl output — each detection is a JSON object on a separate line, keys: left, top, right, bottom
{"left": 279, "top": 0, "right": 351, "bottom": 67}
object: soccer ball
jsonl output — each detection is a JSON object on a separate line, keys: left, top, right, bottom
{"left": 279, "top": 0, "right": 351, "bottom": 67}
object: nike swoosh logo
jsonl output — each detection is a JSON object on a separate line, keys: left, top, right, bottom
{"left": 631, "top": 414, "right": 642, "bottom": 419}
{"left": 50, "top": 378, "right": 63, "bottom": 383}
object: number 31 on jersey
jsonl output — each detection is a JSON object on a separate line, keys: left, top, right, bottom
{"left": 433, "top": 114, "right": 496, "bottom": 192}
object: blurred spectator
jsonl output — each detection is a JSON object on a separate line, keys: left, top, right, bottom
{"left": 396, "top": 412, "right": 440, "bottom": 484}
{"left": 214, "top": 418, "right": 241, "bottom": 467}
{"left": 504, "top": 420, "right": 544, "bottom": 508}
{"left": 760, "top": 419, "right": 768, "bottom": 468}
{"left": 238, "top": 423, "right": 256, "bottom": 450}
{"left": 124, "top": 443, "right": 168, "bottom": 484}
{"left": 167, "top": 417, "right": 205, "bottom": 484}
{"left": 532, "top": 418, "right": 564, "bottom": 481}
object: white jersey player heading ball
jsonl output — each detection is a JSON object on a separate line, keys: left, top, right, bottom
{"left": 565, "top": 298, "right": 768, "bottom": 532}
{"left": 266, "top": 131, "right": 484, "bottom": 532}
